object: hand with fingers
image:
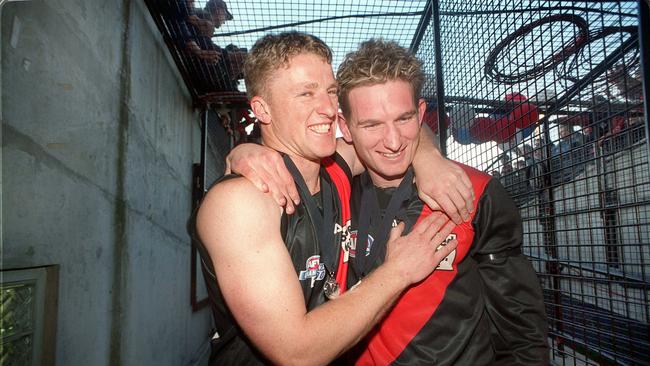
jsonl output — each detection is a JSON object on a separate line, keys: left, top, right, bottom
{"left": 384, "top": 211, "right": 458, "bottom": 285}
{"left": 198, "top": 50, "right": 222, "bottom": 63}
{"left": 226, "top": 143, "right": 301, "bottom": 214}
{"left": 415, "top": 156, "right": 475, "bottom": 225}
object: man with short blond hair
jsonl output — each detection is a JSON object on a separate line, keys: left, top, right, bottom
{"left": 334, "top": 39, "right": 548, "bottom": 365}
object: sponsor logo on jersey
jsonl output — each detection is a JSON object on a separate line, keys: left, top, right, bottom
{"left": 435, "top": 233, "right": 457, "bottom": 271}
{"left": 298, "top": 255, "right": 326, "bottom": 287}
{"left": 347, "top": 230, "right": 374, "bottom": 258}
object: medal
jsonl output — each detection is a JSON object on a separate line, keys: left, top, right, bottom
{"left": 283, "top": 155, "right": 340, "bottom": 297}
{"left": 323, "top": 273, "right": 341, "bottom": 299}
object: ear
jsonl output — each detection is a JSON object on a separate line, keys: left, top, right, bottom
{"left": 417, "top": 98, "right": 427, "bottom": 127}
{"left": 337, "top": 112, "right": 353, "bottom": 143}
{"left": 250, "top": 96, "right": 272, "bottom": 125}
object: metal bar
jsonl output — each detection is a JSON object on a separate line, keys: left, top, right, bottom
{"left": 436, "top": 95, "right": 636, "bottom": 110}
{"left": 439, "top": 6, "right": 636, "bottom": 18}
{"left": 538, "top": 111, "right": 564, "bottom": 351}
{"left": 430, "top": 0, "right": 447, "bottom": 156}
{"left": 409, "top": 0, "right": 433, "bottom": 53}
{"left": 215, "top": 11, "right": 424, "bottom": 38}
{"left": 639, "top": 0, "right": 650, "bottom": 171}
{"left": 201, "top": 107, "right": 209, "bottom": 193}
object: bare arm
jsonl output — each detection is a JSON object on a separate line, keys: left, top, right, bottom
{"left": 196, "top": 179, "right": 456, "bottom": 365}
{"left": 226, "top": 143, "right": 301, "bottom": 213}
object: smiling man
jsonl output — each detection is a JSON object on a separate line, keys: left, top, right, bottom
{"left": 335, "top": 39, "right": 548, "bottom": 365}
{"left": 194, "top": 32, "right": 461, "bottom": 365}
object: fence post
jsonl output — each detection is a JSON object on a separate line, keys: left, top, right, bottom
{"left": 639, "top": 0, "right": 650, "bottom": 165}
{"left": 431, "top": 1, "right": 448, "bottom": 156}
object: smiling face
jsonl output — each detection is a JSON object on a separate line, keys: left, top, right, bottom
{"left": 341, "top": 80, "right": 425, "bottom": 188}
{"left": 253, "top": 52, "right": 338, "bottom": 162}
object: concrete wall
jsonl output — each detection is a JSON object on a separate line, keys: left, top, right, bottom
{"left": 2, "top": 0, "right": 211, "bottom": 364}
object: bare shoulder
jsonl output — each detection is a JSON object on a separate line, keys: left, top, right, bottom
{"left": 201, "top": 176, "right": 276, "bottom": 212}
{"left": 196, "top": 177, "right": 280, "bottom": 247}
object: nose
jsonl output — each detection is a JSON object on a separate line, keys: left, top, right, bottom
{"left": 383, "top": 123, "right": 402, "bottom": 151}
{"left": 316, "top": 91, "right": 337, "bottom": 119}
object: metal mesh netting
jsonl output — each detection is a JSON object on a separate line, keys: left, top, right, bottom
{"left": 417, "top": 1, "right": 648, "bottom": 364}
{"left": 147, "top": 0, "right": 430, "bottom": 104}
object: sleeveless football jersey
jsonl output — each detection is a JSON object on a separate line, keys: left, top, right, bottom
{"left": 193, "top": 153, "right": 352, "bottom": 365}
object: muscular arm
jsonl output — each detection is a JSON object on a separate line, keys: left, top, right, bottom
{"left": 472, "top": 179, "right": 549, "bottom": 365}
{"left": 229, "top": 124, "right": 474, "bottom": 223}
{"left": 197, "top": 178, "right": 456, "bottom": 365}
{"left": 412, "top": 125, "right": 474, "bottom": 222}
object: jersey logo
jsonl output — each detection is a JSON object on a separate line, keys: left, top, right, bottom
{"left": 335, "top": 219, "right": 352, "bottom": 262}
{"left": 346, "top": 230, "right": 374, "bottom": 258}
{"left": 298, "top": 255, "right": 326, "bottom": 287}
{"left": 435, "top": 233, "right": 457, "bottom": 271}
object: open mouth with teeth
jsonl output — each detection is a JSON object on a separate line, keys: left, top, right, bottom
{"left": 380, "top": 150, "right": 404, "bottom": 159}
{"left": 308, "top": 123, "right": 332, "bottom": 134}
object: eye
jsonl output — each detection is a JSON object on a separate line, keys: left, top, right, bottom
{"left": 299, "top": 91, "right": 314, "bottom": 97}
{"left": 362, "top": 122, "right": 381, "bottom": 130}
{"left": 397, "top": 115, "right": 415, "bottom": 124}
{"left": 327, "top": 88, "right": 338, "bottom": 96}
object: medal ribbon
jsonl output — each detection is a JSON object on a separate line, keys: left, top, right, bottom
{"left": 282, "top": 155, "right": 337, "bottom": 276}
{"left": 355, "top": 167, "right": 414, "bottom": 278}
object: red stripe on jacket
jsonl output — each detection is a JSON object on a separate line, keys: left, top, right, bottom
{"left": 355, "top": 164, "right": 491, "bottom": 365}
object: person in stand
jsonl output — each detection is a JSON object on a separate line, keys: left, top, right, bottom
{"left": 159, "top": 0, "right": 223, "bottom": 62}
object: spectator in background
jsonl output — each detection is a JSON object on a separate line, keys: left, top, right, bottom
{"left": 518, "top": 144, "right": 535, "bottom": 168}
{"left": 551, "top": 124, "right": 593, "bottom": 184}
{"left": 183, "top": 0, "right": 248, "bottom": 92}
{"left": 516, "top": 144, "right": 537, "bottom": 182}
{"left": 529, "top": 138, "right": 549, "bottom": 190}
{"left": 551, "top": 124, "right": 580, "bottom": 157}
{"left": 516, "top": 159, "right": 527, "bottom": 172}
{"left": 186, "top": 0, "right": 234, "bottom": 57}
{"left": 160, "top": 0, "right": 220, "bottom": 62}
{"left": 500, "top": 153, "right": 513, "bottom": 174}
{"left": 508, "top": 158, "right": 532, "bottom": 205}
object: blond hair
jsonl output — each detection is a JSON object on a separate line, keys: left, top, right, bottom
{"left": 244, "top": 31, "right": 332, "bottom": 99}
{"left": 337, "top": 39, "right": 424, "bottom": 118}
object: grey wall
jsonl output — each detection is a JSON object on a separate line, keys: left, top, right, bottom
{"left": 2, "top": 0, "right": 211, "bottom": 364}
